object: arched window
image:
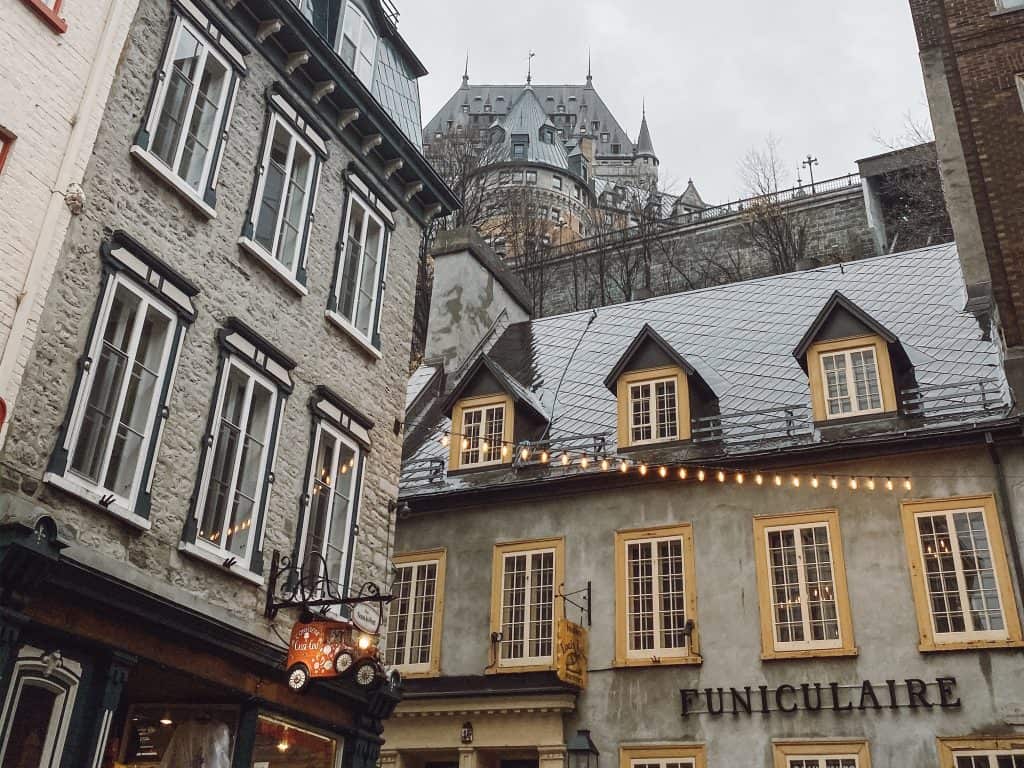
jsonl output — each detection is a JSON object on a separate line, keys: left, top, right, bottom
{"left": 0, "top": 647, "right": 81, "bottom": 768}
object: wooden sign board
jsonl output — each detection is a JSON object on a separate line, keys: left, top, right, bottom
{"left": 556, "top": 619, "right": 588, "bottom": 689}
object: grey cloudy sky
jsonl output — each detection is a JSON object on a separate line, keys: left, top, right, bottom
{"left": 398, "top": 0, "right": 931, "bottom": 204}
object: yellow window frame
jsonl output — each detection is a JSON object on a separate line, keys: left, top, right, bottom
{"left": 387, "top": 548, "right": 447, "bottom": 678}
{"left": 616, "top": 365, "right": 690, "bottom": 448}
{"left": 614, "top": 523, "right": 701, "bottom": 666}
{"left": 620, "top": 744, "right": 706, "bottom": 768}
{"left": 448, "top": 393, "right": 515, "bottom": 471}
{"left": 488, "top": 537, "right": 565, "bottom": 674}
{"left": 900, "top": 494, "right": 1024, "bottom": 652}
{"left": 806, "top": 334, "right": 897, "bottom": 422}
{"left": 752, "top": 508, "right": 858, "bottom": 660}
{"left": 772, "top": 740, "right": 871, "bottom": 767}
{"left": 937, "top": 737, "right": 1024, "bottom": 767}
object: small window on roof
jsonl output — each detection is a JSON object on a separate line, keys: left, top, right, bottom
{"left": 484, "top": 104, "right": 492, "bottom": 113}
{"left": 558, "top": 105, "right": 566, "bottom": 113}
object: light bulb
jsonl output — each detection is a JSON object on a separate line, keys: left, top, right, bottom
{"left": 501, "top": 445, "right": 509, "bottom": 457}
{"left": 811, "top": 476, "right": 819, "bottom": 489}
{"left": 678, "top": 468, "right": 687, "bottom": 480}
{"left": 581, "top": 455, "right": 589, "bottom": 468}
{"left": 461, "top": 438, "right": 469, "bottom": 450}
{"left": 885, "top": 477, "right": 894, "bottom": 491}
{"left": 849, "top": 477, "right": 858, "bottom": 490}
{"left": 867, "top": 477, "right": 876, "bottom": 490}
{"left": 540, "top": 450, "right": 549, "bottom": 463}
{"left": 697, "top": 469, "right": 706, "bottom": 482}
{"left": 441, "top": 434, "right": 450, "bottom": 447}
{"left": 736, "top": 472, "right": 744, "bottom": 484}
{"left": 791, "top": 475, "right": 800, "bottom": 488}
{"left": 716, "top": 470, "right": 725, "bottom": 483}
{"left": 521, "top": 447, "right": 530, "bottom": 460}
{"left": 481, "top": 440, "right": 489, "bottom": 451}
{"left": 620, "top": 460, "right": 629, "bottom": 473}
{"left": 755, "top": 473, "right": 763, "bottom": 485}
{"left": 774, "top": 475, "right": 782, "bottom": 487}
{"left": 601, "top": 458, "right": 610, "bottom": 471}
{"left": 560, "top": 452, "right": 569, "bottom": 466}
{"left": 639, "top": 464, "right": 648, "bottom": 476}
{"left": 904, "top": 477, "right": 912, "bottom": 491}
{"left": 830, "top": 476, "right": 839, "bottom": 490}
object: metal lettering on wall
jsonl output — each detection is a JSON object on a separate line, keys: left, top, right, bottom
{"left": 680, "top": 677, "right": 961, "bottom": 717}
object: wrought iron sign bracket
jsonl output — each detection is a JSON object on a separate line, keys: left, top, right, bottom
{"left": 557, "top": 580, "right": 591, "bottom": 627}
{"left": 264, "top": 549, "right": 393, "bottom": 620}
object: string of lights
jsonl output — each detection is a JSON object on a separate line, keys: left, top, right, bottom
{"left": 435, "top": 428, "right": 915, "bottom": 492}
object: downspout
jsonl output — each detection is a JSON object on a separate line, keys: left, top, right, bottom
{"left": 984, "top": 431, "right": 1024, "bottom": 606}
{"left": 0, "top": 0, "right": 136, "bottom": 447}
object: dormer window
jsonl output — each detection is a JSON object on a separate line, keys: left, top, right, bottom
{"left": 512, "top": 143, "right": 526, "bottom": 159}
{"left": 606, "top": 325, "right": 716, "bottom": 450}
{"left": 458, "top": 399, "right": 507, "bottom": 467}
{"left": 338, "top": 1, "right": 377, "bottom": 86}
{"left": 558, "top": 104, "right": 566, "bottom": 113}
{"left": 794, "top": 292, "right": 905, "bottom": 424}
{"left": 484, "top": 104, "right": 492, "bottom": 113}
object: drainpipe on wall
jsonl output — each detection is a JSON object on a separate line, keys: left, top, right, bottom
{"left": 0, "top": 0, "right": 138, "bottom": 449}
{"left": 985, "top": 431, "right": 1024, "bottom": 610}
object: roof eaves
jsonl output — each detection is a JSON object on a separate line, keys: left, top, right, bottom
{"left": 603, "top": 324, "right": 698, "bottom": 391}
{"left": 792, "top": 291, "right": 900, "bottom": 366}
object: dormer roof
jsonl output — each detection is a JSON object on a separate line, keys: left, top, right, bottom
{"left": 442, "top": 355, "right": 549, "bottom": 423}
{"left": 792, "top": 291, "right": 909, "bottom": 371}
{"left": 603, "top": 324, "right": 714, "bottom": 398}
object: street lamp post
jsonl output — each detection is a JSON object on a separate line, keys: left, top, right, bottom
{"left": 802, "top": 154, "right": 819, "bottom": 195}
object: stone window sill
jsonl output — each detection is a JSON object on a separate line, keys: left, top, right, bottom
{"left": 20, "top": 0, "right": 67, "bottom": 33}
{"left": 238, "top": 237, "right": 309, "bottom": 296}
{"left": 43, "top": 472, "right": 151, "bottom": 530}
{"left": 991, "top": 3, "right": 1024, "bottom": 17}
{"left": 325, "top": 309, "right": 382, "bottom": 360}
{"left": 178, "top": 541, "right": 264, "bottom": 586}
{"left": 130, "top": 145, "right": 217, "bottom": 220}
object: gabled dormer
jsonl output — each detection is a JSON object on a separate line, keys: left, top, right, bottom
{"left": 604, "top": 325, "right": 716, "bottom": 449}
{"left": 442, "top": 356, "right": 548, "bottom": 471}
{"left": 793, "top": 291, "right": 913, "bottom": 423}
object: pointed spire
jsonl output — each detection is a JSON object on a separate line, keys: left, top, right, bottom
{"left": 461, "top": 52, "right": 469, "bottom": 87}
{"left": 586, "top": 50, "right": 593, "bottom": 88}
{"left": 526, "top": 50, "right": 535, "bottom": 86}
{"left": 636, "top": 105, "right": 656, "bottom": 158}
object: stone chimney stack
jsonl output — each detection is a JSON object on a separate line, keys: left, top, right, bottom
{"left": 425, "top": 227, "right": 533, "bottom": 373}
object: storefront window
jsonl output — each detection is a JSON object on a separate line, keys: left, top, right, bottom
{"left": 252, "top": 715, "right": 340, "bottom": 767}
{"left": 118, "top": 705, "right": 236, "bottom": 768}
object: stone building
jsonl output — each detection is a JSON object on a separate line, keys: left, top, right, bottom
{"left": 387, "top": 234, "right": 1024, "bottom": 766}
{"left": 908, "top": 0, "right": 1024, "bottom": 401}
{"left": 0, "top": 0, "right": 139, "bottom": 444}
{"left": 0, "top": 0, "right": 456, "bottom": 764}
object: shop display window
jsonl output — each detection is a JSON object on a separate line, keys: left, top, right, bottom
{"left": 115, "top": 704, "right": 238, "bottom": 768}
{"left": 251, "top": 715, "right": 340, "bottom": 768}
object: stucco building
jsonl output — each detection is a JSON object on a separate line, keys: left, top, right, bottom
{"left": 0, "top": 0, "right": 456, "bottom": 764}
{"left": 387, "top": 232, "right": 1024, "bottom": 766}
{"left": 0, "top": 0, "right": 139, "bottom": 444}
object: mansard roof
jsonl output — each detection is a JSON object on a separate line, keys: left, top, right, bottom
{"left": 402, "top": 243, "right": 1009, "bottom": 498}
{"left": 493, "top": 86, "right": 570, "bottom": 169}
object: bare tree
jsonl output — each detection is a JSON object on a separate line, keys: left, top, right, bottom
{"left": 737, "top": 136, "right": 810, "bottom": 274}
{"left": 425, "top": 128, "right": 504, "bottom": 230}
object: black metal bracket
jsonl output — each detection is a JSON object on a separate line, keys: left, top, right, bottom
{"left": 557, "top": 580, "right": 591, "bottom": 627}
{"left": 264, "top": 549, "right": 393, "bottom": 622}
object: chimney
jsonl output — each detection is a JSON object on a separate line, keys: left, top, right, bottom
{"left": 425, "top": 227, "right": 533, "bottom": 373}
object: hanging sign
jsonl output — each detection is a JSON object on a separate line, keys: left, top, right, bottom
{"left": 352, "top": 601, "right": 381, "bottom": 634}
{"left": 556, "top": 619, "right": 588, "bottom": 689}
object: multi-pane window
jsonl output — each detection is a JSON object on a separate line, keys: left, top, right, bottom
{"left": 629, "top": 378, "right": 678, "bottom": 444}
{"left": 497, "top": 546, "right": 557, "bottom": 665}
{"left": 331, "top": 195, "right": 387, "bottom": 346}
{"left": 774, "top": 742, "right": 869, "bottom": 768}
{"left": 632, "top": 760, "right": 694, "bottom": 768}
{"left": 955, "top": 753, "right": 1024, "bottom": 768}
{"left": 459, "top": 403, "right": 505, "bottom": 468}
{"left": 143, "top": 16, "right": 232, "bottom": 195}
{"left": 195, "top": 359, "right": 278, "bottom": 563}
{"left": 623, "top": 532, "right": 692, "bottom": 661}
{"left": 622, "top": 747, "right": 705, "bottom": 768}
{"left": 553, "top": 175, "right": 563, "bottom": 190}
{"left": 765, "top": 522, "right": 841, "bottom": 649}
{"left": 786, "top": 757, "right": 858, "bottom": 768}
{"left": 754, "top": 511, "right": 855, "bottom": 659}
{"left": 916, "top": 507, "right": 1006, "bottom": 638}
{"left": 300, "top": 422, "right": 361, "bottom": 597}
{"left": 819, "top": 345, "right": 883, "bottom": 418}
{"left": 338, "top": 1, "right": 377, "bottom": 86}
{"left": 246, "top": 113, "right": 318, "bottom": 282}
{"left": 385, "top": 552, "right": 445, "bottom": 674}
{"left": 56, "top": 276, "right": 176, "bottom": 515}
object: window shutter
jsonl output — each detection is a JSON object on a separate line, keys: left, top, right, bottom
{"left": 296, "top": 163, "right": 321, "bottom": 287}
{"left": 371, "top": 232, "right": 389, "bottom": 350}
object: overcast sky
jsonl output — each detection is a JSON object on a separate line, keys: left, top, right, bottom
{"left": 398, "top": 0, "right": 931, "bottom": 204}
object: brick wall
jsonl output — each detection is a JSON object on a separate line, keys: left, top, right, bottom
{"left": 0, "top": 0, "right": 422, "bottom": 640}
{"left": 909, "top": 0, "right": 1024, "bottom": 347}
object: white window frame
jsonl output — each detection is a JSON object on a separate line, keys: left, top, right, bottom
{"left": 784, "top": 757, "right": 860, "bottom": 768}
{"left": 337, "top": 0, "right": 377, "bottom": 86}
{"left": 498, "top": 546, "right": 556, "bottom": 667}
{"left": 764, "top": 521, "right": 844, "bottom": 652}
{"left": 818, "top": 344, "right": 884, "bottom": 419}
{"left": 242, "top": 112, "right": 318, "bottom": 288}
{"left": 192, "top": 356, "right": 278, "bottom": 567}
{"left": 138, "top": 15, "right": 233, "bottom": 199}
{"left": 624, "top": 534, "right": 690, "bottom": 661}
{"left": 630, "top": 760, "right": 695, "bottom": 768}
{"left": 55, "top": 273, "right": 177, "bottom": 521}
{"left": 0, "top": 647, "right": 81, "bottom": 768}
{"left": 951, "top": 749, "right": 1024, "bottom": 766}
{"left": 385, "top": 556, "right": 441, "bottom": 672}
{"left": 329, "top": 194, "right": 388, "bottom": 350}
{"left": 913, "top": 506, "right": 1010, "bottom": 643}
{"left": 297, "top": 420, "right": 362, "bottom": 602}
{"left": 458, "top": 402, "right": 506, "bottom": 468}
{"left": 628, "top": 376, "right": 679, "bottom": 445}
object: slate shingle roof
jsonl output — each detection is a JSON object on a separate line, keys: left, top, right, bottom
{"left": 402, "top": 243, "right": 1009, "bottom": 495}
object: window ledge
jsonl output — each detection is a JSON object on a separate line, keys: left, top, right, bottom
{"left": 130, "top": 145, "right": 217, "bottom": 220}
{"left": 395, "top": 667, "right": 441, "bottom": 679}
{"left": 325, "top": 309, "right": 382, "bottom": 360}
{"left": 991, "top": 4, "right": 1024, "bottom": 17}
{"left": 615, "top": 655, "right": 703, "bottom": 668}
{"left": 20, "top": 0, "right": 67, "bottom": 32}
{"left": 238, "top": 237, "right": 309, "bottom": 296}
{"left": 918, "top": 638, "right": 1024, "bottom": 653}
{"left": 178, "top": 541, "right": 265, "bottom": 586}
{"left": 762, "top": 646, "right": 859, "bottom": 661}
{"left": 43, "top": 472, "right": 150, "bottom": 531}
{"left": 486, "top": 662, "right": 555, "bottom": 675}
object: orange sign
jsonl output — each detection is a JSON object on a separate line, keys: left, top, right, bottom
{"left": 556, "top": 619, "right": 588, "bottom": 689}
